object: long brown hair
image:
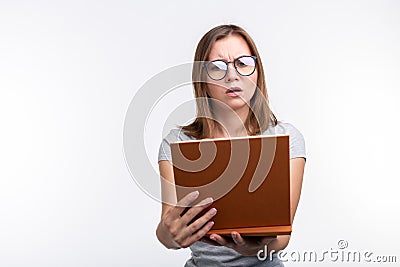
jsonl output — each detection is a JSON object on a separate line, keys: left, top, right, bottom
{"left": 182, "top": 24, "right": 278, "bottom": 139}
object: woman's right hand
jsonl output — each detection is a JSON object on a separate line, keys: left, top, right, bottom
{"left": 156, "top": 191, "right": 217, "bottom": 249}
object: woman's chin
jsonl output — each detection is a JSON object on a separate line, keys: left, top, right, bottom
{"left": 223, "top": 99, "right": 250, "bottom": 112}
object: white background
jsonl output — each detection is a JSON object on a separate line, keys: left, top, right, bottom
{"left": 1, "top": 0, "right": 399, "bottom": 266}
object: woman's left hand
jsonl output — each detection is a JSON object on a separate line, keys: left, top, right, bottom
{"left": 200, "top": 232, "right": 276, "bottom": 256}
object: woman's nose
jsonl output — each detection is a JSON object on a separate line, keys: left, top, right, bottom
{"left": 225, "top": 63, "right": 239, "bottom": 82}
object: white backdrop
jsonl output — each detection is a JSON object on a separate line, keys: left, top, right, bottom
{"left": 1, "top": 0, "right": 399, "bottom": 266}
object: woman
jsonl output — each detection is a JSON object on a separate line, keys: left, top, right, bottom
{"left": 156, "top": 24, "right": 306, "bottom": 266}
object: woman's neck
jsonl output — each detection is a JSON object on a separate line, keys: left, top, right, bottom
{"left": 213, "top": 106, "right": 250, "bottom": 138}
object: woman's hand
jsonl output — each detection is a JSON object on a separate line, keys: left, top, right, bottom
{"left": 200, "top": 232, "right": 276, "bottom": 256}
{"left": 156, "top": 191, "right": 217, "bottom": 249}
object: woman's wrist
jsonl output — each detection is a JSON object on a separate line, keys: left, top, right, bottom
{"left": 156, "top": 222, "right": 181, "bottom": 250}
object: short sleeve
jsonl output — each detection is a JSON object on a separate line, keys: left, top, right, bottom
{"left": 158, "top": 128, "right": 191, "bottom": 162}
{"left": 262, "top": 122, "right": 306, "bottom": 161}
{"left": 284, "top": 123, "right": 306, "bottom": 160}
{"left": 158, "top": 138, "right": 172, "bottom": 162}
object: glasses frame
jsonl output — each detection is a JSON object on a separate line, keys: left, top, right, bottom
{"left": 204, "top": 55, "right": 257, "bottom": 81}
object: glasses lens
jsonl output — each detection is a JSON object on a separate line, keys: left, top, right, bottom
{"left": 235, "top": 56, "right": 256, "bottom": 76}
{"left": 206, "top": 60, "right": 227, "bottom": 80}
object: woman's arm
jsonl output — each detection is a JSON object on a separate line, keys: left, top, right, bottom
{"left": 156, "top": 160, "right": 217, "bottom": 249}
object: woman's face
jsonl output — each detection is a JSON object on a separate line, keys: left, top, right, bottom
{"left": 205, "top": 34, "right": 258, "bottom": 112}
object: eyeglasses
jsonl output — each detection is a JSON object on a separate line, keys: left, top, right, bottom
{"left": 204, "top": 55, "right": 257, "bottom": 81}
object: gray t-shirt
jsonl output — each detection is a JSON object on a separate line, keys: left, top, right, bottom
{"left": 158, "top": 122, "right": 306, "bottom": 267}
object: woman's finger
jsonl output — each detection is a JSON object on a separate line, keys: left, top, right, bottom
{"left": 183, "top": 206, "right": 217, "bottom": 235}
{"left": 180, "top": 220, "right": 215, "bottom": 248}
{"left": 169, "top": 191, "right": 200, "bottom": 218}
{"left": 179, "top": 197, "right": 214, "bottom": 226}
{"left": 231, "top": 231, "right": 246, "bottom": 246}
{"left": 209, "top": 234, "right": 234, "bottom": 248}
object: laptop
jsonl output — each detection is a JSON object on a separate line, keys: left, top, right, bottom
{"left": 170, "top": 134, "right": 291, "bottom": 236}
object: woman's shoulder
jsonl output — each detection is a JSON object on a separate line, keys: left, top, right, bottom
{"left": 158, "top": 128, "right": 195, "bottom": 162}
{"left": 262, "top": 121, "right": 304, "bottom": 137}
{"left": 162, "top": 127, "right": 195, "bottom": 144}
{"left": 263, "top": 121, "right": 306, "bottom": 159}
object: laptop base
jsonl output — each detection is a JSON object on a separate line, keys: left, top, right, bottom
{"left": 206, "top": 225, "right": 292, "bottom": 237}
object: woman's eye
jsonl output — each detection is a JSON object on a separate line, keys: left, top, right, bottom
{"left": 210, "top": 62, "right": 226, "bottom": 71}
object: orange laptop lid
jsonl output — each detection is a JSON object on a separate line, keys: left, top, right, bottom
{"left": 171, "top": 135, "right": 291, "bottom": 236}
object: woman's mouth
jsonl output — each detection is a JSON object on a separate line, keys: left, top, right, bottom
{"left": 225, "top": 87, "right": 243, "bottom": 97}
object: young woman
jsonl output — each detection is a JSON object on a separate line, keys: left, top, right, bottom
{"left": 156, "top": 24, "right": 306, "bottom": 266}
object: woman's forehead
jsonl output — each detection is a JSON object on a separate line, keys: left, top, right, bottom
{"left": 208, "top": 35, "right": 252, "bottom": 61}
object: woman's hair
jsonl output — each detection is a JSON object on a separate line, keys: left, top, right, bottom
{"left": 182, "top": 24, "right": 278, "bottom": 139}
